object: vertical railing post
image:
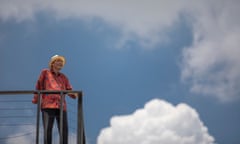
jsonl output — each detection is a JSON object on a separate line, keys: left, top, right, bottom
{"left": 36, "top": 91, "right": 41, "bottom": 144}
{"left": 60, "top": 91, "right": 64, "bottom": 144}
{"left": 77, "top": 92, "right": 85, "bottom": 144}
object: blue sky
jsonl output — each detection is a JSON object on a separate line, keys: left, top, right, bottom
{"left": 0, "top": 1, "right": 240, "bottom": 144}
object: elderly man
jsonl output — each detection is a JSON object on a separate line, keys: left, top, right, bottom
{"left": 32, "top": 55, "right": 77, "bottom": 144}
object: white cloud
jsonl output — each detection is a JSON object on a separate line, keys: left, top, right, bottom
{"left": 181, "top": 0, "right": 240, "bottom": 102}
{"left": 97, "top": 99, "right": 214, "bottom": 144}
{"left": 2, "top": 125, "right": 77, "bottom": 144}
{"left": 0, "top": 0, "right": 188, "bottom": 47}
{"left": 3, "top": 125, "right": 35, "bottom": 144}
{"left": 1, "top": 0, "right": 240, "bottom": 101}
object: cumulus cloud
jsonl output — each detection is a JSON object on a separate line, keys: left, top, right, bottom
{"left": 1, "top": 0, "right": 240, "bottom": 101}
{"left": 97, "top": 99, "right": 214, "bottom": 144}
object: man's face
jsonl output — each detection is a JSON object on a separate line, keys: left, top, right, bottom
{"left": 52, "top": 59, "right": 64, "bottom": 70}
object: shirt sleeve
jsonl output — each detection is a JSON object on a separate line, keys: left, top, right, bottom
{"left": 32, "top": 70, "right": 46, "bottom": 104}
{"left": 63, "top": 74, "right": 72, "bottom": 90}
{"left": 63, "top": 74, "right": 77, "bottom": 99}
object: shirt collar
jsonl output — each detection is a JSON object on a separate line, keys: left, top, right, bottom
{"left": 51, "top": 69, "right": 61, "bottom": 76}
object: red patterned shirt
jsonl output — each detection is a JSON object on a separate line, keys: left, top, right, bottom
{"left": 32, "top": 69, "right": 75, "bottom": 111}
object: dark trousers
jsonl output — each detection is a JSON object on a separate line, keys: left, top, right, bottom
{"left": 42, "top": 109, "right": 68, "bottom": 144}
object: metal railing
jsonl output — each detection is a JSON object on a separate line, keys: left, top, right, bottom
{"left": 0, "top": 90, "right": 85, "bottom": 144}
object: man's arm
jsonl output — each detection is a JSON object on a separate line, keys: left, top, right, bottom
{"left": 32, "top": 70, "right": 46, "bottom": 104}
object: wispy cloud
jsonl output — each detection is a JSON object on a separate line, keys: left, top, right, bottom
{"left": 3, "top": 125, "right": 35, "bottom": 144}
{"left": 181, "top": 0, "right": 240, "bottom": 102}
{"left": 97, "top": 99, "right": 214, "bottom": 144}
{"left": 0, "top": 0, "right": 187, "bottom": 47}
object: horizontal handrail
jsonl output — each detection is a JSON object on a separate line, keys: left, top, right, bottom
{"left": 0, "top": 90, "right": 82, "bottom": 95}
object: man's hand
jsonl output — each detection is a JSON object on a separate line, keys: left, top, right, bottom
{"left": 68, "top": 93, "right": 78, "bottom": 99}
